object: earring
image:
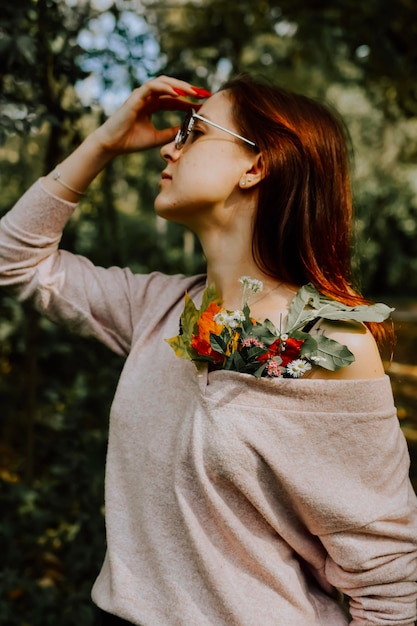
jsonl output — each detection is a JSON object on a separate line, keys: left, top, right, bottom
{"left": 241, "top": 179, "right": 247, "bottom": 186}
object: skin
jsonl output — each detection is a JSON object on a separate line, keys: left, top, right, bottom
{"left": 42, "top": 76, "right": 385, "bottom": 381}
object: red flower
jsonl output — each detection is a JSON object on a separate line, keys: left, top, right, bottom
{"left": 281, "top": 337, "right": 304, "bottom": 366}
{"left": 257, "top": 337, "right": 304, "bottom": 366}
{"left": 190, "top": 301, "right": 225, "bottom": 363}
{"left": 191, "top": 336, "right": 224, "bottom": 363}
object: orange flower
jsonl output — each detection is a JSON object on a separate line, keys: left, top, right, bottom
{"left": 196, "top": 302, "right": 224, "bottom": 342}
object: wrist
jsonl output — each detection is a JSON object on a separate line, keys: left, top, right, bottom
{"left": 43, "top": 134, "right": 114, "bottom": 202}
{"left": 88, "top": 126, "right": 124, "bottom": 162}
{"left": 83, "top": 131, "right": 118, "bottom": 167}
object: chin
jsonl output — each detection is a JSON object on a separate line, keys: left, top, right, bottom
{"left": 154, "top": 200, "right": 184, "bottom": 225}
{"left": 154, "top": 195, "right": 170, "bottom": 217}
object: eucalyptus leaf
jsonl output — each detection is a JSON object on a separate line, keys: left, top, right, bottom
{"left": 286, "top": 285, "right": 317, "bottom": 330}
{"left": 263, "top": 318, "right": 279, "bottom": 336}
{"left": 313, "top": 302, "right": 394, "bottom": 323}
{"left": 313, "top": 335, "right": 355, "bottom": 370}
{"left": 296, "top": 333, "right": 319, "bottom": 355}
{"left": 251, "top": 320, "right": 278, "bottom": 343}
{"left": 286, "top": 283, "right": 394, "bottom": 331}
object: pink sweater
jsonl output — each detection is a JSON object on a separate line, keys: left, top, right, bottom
{"left": 1, "top": 181, "right": 417, "bottom": 626}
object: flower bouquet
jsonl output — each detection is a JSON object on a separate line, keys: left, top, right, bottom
{"left": 166, "top": 277, "right": 393, "bottom": 378}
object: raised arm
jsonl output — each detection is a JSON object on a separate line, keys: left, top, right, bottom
{"left": 0, "top": 77, "right": 208, "bottom": 353}
{"left": 42, "top": 76, "right": 203, "bottom": 201}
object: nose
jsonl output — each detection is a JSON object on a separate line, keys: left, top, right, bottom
{"left": 160, "top": 138, "right": 181, "bottom": 162}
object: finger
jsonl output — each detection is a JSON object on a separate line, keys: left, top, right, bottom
{"left": 156, "top": 96, "right": 200, "bottom": 112}
{"left": 154, "top": 75, "right": 212, "bottom": 100}
{"left": 139, "top": 76, "right": 211, "bottom": 109}
{"left": 152, "top": 125, "right": 180, "bottom": 147}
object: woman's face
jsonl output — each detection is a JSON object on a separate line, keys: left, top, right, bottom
{"left": 154, "top": 90, "right": 256, "bottom": 229}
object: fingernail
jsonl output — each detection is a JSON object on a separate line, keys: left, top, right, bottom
{"left": 192, "top": 87, "right": 212, "bottom": 98}
{"left": 173, "top": 88, "right": 188, "bottom": 96}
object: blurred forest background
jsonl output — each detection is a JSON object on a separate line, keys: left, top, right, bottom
{"left": 0, "top": 0, "right": 417, "bottom": 623}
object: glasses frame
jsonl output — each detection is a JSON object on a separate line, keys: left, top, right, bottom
{"left": 175, "top": 109, "right": 257, "bottom": 150}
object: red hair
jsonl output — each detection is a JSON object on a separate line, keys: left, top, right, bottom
{"left": 221, "top": 75, "right": 388, "bottom": 345}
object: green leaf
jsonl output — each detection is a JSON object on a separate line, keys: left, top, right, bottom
{"left": 286, "top": 285, "right": 316, "bottom": 330}
{"left": 247, "top": 346, "right": 268, "bottom": 359}
{"left": 180, "top": 292, "right": 199, "bottom": 341}
{"left": 242, "top": 303, "right": 254, "bottom": 332}
{"left": 286, "top": 283, "right": 394, "bottom": 331}
{"left": 263, "top": 318, "right": 279, "bottom": 336}
{"left": 210, "top": 333, "right": 227, "bottom": 355}
{"left": 231, "top": 350, "right": 246, "bottom": 371}
{"left": 295, "top": 332, "right": 319, "bottom": 355}
{"left": 200, "top": 283, "right": 222, "bottom": 312}
{"left": 312, "top": 335, "right": 355, "bottom": 370}
{"left": 253, "top": 363, "right": 267, "bottom": 378}
{"left": 165, "top": 334, "right": 193, "bottom": 361}
{"left": 250, "top": 319, "right": 278, "bottom": 344}
{"left": 316, "top": 302, "right": 394, "bottom": 323}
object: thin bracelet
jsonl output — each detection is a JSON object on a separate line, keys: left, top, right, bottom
{"left": 51, "top": 167, "right": 85, "bottom": 196}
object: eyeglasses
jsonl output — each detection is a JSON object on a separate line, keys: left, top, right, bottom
{"left": 175, "top": 109, "right": 257, "bottom": 150}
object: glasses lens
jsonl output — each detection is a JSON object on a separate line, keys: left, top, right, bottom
{"left": 175, "top": 110, "right": 194, "bottom": 150}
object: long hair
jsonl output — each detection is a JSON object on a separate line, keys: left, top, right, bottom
{"left": 221, "top": 74, "right": 388, "bottom": 345}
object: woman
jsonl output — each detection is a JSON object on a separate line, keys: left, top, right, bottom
{"left": 1, "top": 75, "right": 416, "bottom": 625}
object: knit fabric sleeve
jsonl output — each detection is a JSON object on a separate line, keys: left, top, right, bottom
{"left": 316, "top": 410, "right": 417, "bottom": 624}
{"left": 292, "top": 384, "right": 417, "bottom": 625}
{"left": 285, "top": 382, "right": 417, "bottom": 625}
{"left": 0, "top": 179, "right": 195, "bottom": 356}
{"left": 323, "top": 512, "right": 417, "bottom": 625}
{"left": 202, "top": 373, "right": 417, "bottom": 625}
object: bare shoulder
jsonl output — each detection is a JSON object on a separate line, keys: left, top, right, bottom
{"left": 308, "top": 319, "right": 385, "bottom": 380}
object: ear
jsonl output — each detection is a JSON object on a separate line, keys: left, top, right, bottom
{"left": 239, "top": 153, "right": 264, "bottom": 190}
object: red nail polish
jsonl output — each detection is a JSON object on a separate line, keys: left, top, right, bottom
{"left": 173, "top": 88, "right": 188, "bottom": 96}
{"left": 192, "top": 87, "right": 212, "bottom": 98}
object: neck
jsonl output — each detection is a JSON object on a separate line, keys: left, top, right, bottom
{"left": 199, "top": 230, "right": 279, "bottom": 310}
{"left": 189, "top": 193, "right": 292, "bottom": 309}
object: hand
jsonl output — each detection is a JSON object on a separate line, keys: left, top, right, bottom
{"left": 91, "top": 75, "right": 210, "bottom": 156}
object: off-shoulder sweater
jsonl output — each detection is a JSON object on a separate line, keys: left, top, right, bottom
{"left": 1, "top": 180, "right": 417, "bottom": 626}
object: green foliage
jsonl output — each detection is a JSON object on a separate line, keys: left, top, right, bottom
{"left": 166, "top": 282, "right": 394, "bottom": 374}
{"left": 0, "top": 1, "right": 417, "bottom": 623}
{"left": 287, "top": 284, "right": 394, "bottom": 328}
{"left": 0, "top": 297, "right": 122, "bottom": 624}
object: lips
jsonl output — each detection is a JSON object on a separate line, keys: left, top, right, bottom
{"left": 161, "top": 171, "right": 172, "bottom": 180}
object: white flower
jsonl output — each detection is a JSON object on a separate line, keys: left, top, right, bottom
{"left": 285, "top": 359, "right": 312, "bottom": 378}
{"left": 239, "top": 276, "right": 264, "bottom": 308}
{"left": 213, "top": 310, "right": 229, "bottom": 325}
{"left": 214, "top": 310, "right": 246, "bottom": 328}
{"left": 280, "top": 333, "right": 289, "bottom": 341}
{"left": 238, "top": 276, "right": 264, "bottom": 294}
{"left": 232, "top": 310, "right": 246, "bottom": 322}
